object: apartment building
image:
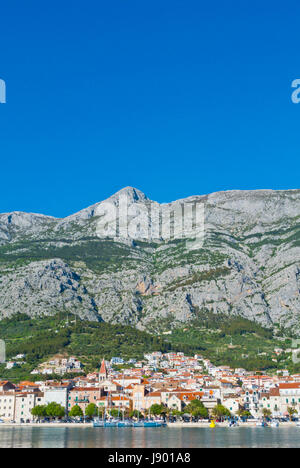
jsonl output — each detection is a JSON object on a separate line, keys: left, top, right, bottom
{"left": 0, "top": 392, "right": 16, "bottom": 421}
{"left": 15, "top": 392, "right": 45, "bottom": 423}
{"left": 68, "top": 387, "right": 100, "bottom": 413}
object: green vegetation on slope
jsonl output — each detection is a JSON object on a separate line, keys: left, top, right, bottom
{"left": 0, "top": 311, "right": 298, "bottom": 381}
{"left": 0, "top": 238, "right": 143, "bottom": 273}
{"left": 165, "top": 309, "right": 296, "bottom": 373}
{"left": 0, "top": 313, "right": 203, "bottom": 381}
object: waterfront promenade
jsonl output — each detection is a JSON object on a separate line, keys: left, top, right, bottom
{"left": 0, "top": 421, "right": 297, "bottom": 428}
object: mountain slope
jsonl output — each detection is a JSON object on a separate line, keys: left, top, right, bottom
{"left": 0, "top": 187, "right": 299, "bottom": 332}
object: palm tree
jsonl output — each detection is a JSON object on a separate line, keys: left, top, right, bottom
{"left": 212, "top": 405, "right": 231, "bottom": 421}
{"left": 262, "top": 408, "right": 272, "bottom": 420}
{"left": 236, "top": 408, "right": 252, "bottom": 420}
{"left": 287, "top": 407, "right": 298, "bottom": 421}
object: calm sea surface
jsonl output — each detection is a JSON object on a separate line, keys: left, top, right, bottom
{"left": 0, "top": 426, "right": 300, "bottom": 448}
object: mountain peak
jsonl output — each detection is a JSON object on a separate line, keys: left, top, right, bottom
{"left": 109, "top": 187, "right": 149, "bottom": 202}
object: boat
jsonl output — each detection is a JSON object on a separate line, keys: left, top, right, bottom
{"left": 143, "top": 421, "right": 165, "bottom": 428}
{"left": 93, "top": 419, "right": 104, "bottom": 427}
{"left": 296, "top": 422, "right": 300, "bottom": 427}
{"left": 270, "top": 420, "right": 279, "bottom": 428}
{"left": 117, "top": 420, "right": 133, "bottom": 427}
{"left": 93, "top": 416, "right": 119, "bottom": 428}
{"left": 93, "top": 420, "right": 118, "bottom": 427}
{"left": 94, "top": 419, "right": 166, "bottom": 428}
{"left": 256, "top": 421, "right": 268, "bottom": 427}
{"left": 104, "top": 421, "right": 118, "bottom": 427}
{"left": 132, "top": 419, "right": 165, "bottom": 428}
{"left": 228, "top": 420, "right": 239, "bottom": 427}
{"left": 133, "top": 421, "right": 144, "bottom": 428}
{"left": 94, "top": 419, "right": 165, "bottom": 428}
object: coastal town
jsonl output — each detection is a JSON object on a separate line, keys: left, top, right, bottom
{"left": 1, "top": 351, "right": 300, "bottom": 426}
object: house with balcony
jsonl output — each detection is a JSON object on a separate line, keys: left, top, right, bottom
{"left": 68, "top": 387, "right": 100, "bottom": 413}
{"left": 241, "top": 390, "right": 260, "bottom": 417}
{"left": 278, "top": 383, "right": 300, "bottom": 416}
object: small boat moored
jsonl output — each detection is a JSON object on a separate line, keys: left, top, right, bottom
{"left": 142, "top": 421, "right": 165, "bottom": 428}
{"left": 228, "top": 420, "right": 239, "bottom": 427}
{"left": 93, "top": 420, "right": 104, "bottom": 427}
{"left": 270, "top": 420, "right": 279, "bottom": 428}
{"left": 256, "top": 421, "right": 268, "bottom": 427}
{"left": 117, "top": 420, "right": 133, "bottom": 427}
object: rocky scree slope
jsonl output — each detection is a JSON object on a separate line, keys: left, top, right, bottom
{"left": 0, "top": 187, "right": 299, "bottom": 332}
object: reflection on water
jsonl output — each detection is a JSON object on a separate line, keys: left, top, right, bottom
{"left": 0, "top": 427, "right": 299, "bottom": 448}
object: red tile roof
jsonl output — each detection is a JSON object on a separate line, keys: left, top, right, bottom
{"left": 100, "top": 359, "right": 107, "bottom": 375}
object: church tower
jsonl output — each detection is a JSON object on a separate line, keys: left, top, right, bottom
{"left": 99, "top": 358, "right": 107, "bottom": 382}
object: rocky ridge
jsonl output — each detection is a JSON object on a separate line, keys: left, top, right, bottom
{"left": 0, "top": 187, "right": 299, "bottom": 332}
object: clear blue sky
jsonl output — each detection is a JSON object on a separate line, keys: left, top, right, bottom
{"left": 1, "top": 0, "right": 300, "bottom": 217}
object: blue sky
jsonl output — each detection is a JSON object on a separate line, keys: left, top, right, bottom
{"left": 1, "top": 0, "right": 300, "bottom": 217}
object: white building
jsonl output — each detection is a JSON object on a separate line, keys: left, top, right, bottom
{"left": 0, "top": 392, "right": 16, "bottom": 421}
{"left": 242, "top": 390, "right": 260, "bottom": 417}
{"left": 278, "top": 383, "right": 300, "bottom": 415}
{"left": 44, "top": 384, "right": 69, "bottom": 412}
{"left": 15, "top": 392, "right": 45, "bottom": 423}
{"left": 5, "top": 362, "right": 17, "bottom": 370}
{"left": 222, "top": 396, "right": 240, "bottom": 415}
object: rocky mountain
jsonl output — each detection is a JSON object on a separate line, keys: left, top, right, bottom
{"left": 0, "top": 187, "right": 299, "bottom": 332}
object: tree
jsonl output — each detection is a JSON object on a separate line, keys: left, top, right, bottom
{"left": 262, "top": 408, "right": 272, "bottom": 420}
{"left": 130, "top": 410, "right": 144, "bottom": 420}
{"left": 212, "top": 404, "right": 231, "bottom": 420}
{"left": 171, "top": 410, "right": 183, "bottom": 418}
{"left": 150, "top": 404, "right": 165, "bottom": 416}
{"left": 110, "top": 409, "right": 120, "bottom": 418}
{"left": 69, "top": 405, "right": 83, "bottom": 418}
{"left": 31, "top": 405, "right": 47, "bottom": 421}
{"left": 192, "top": 407, "right": 209, "bottom": 419}
{"left": 236, "top": 408, "right": 252, "bottom": 420}
{"left": 185, "top": 400, "right": 209, "bottom": 419}
{"left": 45, "top": 402, "right": 65, "bottom": 420}
{"left": 287, "top": 407, "right": 298, "bottom": 421}
{"left": 85, "top": 403, "right": 98, "bottom": 420}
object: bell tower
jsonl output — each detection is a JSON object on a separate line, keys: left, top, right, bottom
{"left": 99, "top": 358, "right": 107, "bottom": 382}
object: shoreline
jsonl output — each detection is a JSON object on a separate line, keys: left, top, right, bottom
{"left": 167, "top": 421, "right": 296, "bottom": 428}
{"left": 0, "top": 423, "right": 93, "bottom": 428}
{"left": 0, "top": 421, "right": 298, "bottom": 428}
